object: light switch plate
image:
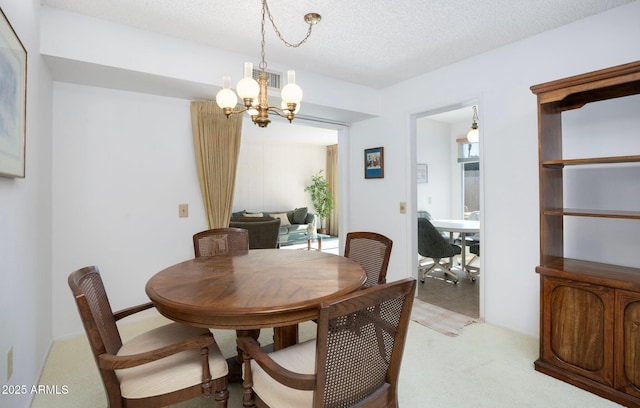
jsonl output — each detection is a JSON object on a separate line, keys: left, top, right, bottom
{"left": 399, "top": 202, "right": 406, "bottom": 214}
{"left": 7, "top": 346, "right": 13, "bottom": 380}
{"left": 178, "top": 203, "right": 189, "bottom": 218}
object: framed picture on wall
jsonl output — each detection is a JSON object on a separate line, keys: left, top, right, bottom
{"left": 417, "top": 163, "right": 428, "bottom": 183}
{"left": 364, "top": 146, "right": 384, "bottom": 179}
{"left": 0, "top": 8, "right": 27, "bottom": 178}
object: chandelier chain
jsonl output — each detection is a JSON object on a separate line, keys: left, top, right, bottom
{"left": 260, "top": 2, "right": 267, "bottom": 71}
{"left": 262, "top": 0, "right": 315, "bottom": 52}
{"left": 217, "top": 0, "right": 320, "bottom": 127}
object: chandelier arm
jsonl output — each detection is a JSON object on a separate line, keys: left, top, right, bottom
{"left": 224, "top": 106, "right": 249, "bottom": 117}
{"left": 266, "top": 106, "right": 288, "bottom": 115}
{"left": 262, "top": 0, "right": 316, "bottom": 48}
{"left": 266, "top": 106, "right": 296, "bottom": 123}
{"left": 217, "top": 0, "right": 318, "bottom": 127}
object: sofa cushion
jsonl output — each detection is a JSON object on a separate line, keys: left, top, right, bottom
{"left": 292, "top": 207, "right": 308, "bottom": 224}
{"left": 270, "top": 213, "right": 291, "bottom": 226}
{"left": 244, "top": 212, "right": 264, "bottom": 217}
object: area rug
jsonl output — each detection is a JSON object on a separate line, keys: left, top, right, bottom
{"left": 411, "top": 298, "right": 480, "bottom": 336}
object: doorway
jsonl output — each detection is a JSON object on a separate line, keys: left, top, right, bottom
{"left": 413, "top": 103, "right": 483, "bottom": 319}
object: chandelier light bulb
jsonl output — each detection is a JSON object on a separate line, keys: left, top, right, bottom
{"left": 281, "top": 70, "right": 303, "bottom": 104}
{"left": 216, "top": 2, "right": 320, "bottom": 127}
{"left": 236, "top": 62, "right": 260, "bottom": 100}
{"left": 467, "top": 105, "right": 479, "bottom": 143}
{"left": 467, "top": 128, "right": 479, "bottom": 143}
{"left": 247, "top": 98, "right": 259, "bottom": 116}
{"left": 215, "top": 76, "right": 238, "bottom": 109}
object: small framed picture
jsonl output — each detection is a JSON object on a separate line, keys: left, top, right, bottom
{"left": 364, "top": 147, "right": 384, "bottom": 179}
{"left": 417, "top": 163, "right": 428, "bottom": 183}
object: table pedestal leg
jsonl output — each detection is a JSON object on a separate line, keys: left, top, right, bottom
{"left": 274, "top": 324, "right": 298, "bottom": 350}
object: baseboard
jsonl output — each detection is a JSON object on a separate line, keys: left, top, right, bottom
{"left": 534, "top": 359, "right": 639, "bottom": 407}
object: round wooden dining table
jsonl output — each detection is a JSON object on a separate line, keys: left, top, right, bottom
{"left": 145, "top": 248, "right": 366, "bottom": 350}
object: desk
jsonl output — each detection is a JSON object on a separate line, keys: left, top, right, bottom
{"left": 145, "top": 249, "right": 366, "bottom": 349}
{"left": 431, "top": 219, "right": 480, "bottom": 279}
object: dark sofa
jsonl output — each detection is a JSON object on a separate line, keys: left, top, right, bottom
{"left": 228, "top": 217, "right": 281, "bottom": 249}
{"left": 231, "top": 207, "right": 317, "bottom": 246}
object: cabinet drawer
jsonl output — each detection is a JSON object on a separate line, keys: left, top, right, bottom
{"left": 541, "top": 276, "right": 615, "bottom": 386}
{"left": 615, "top": 289, "right": 640, "bottom": 397}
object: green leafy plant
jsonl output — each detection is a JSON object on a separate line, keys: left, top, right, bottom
{"left": 304, "top": 170, "right": 335, "bottom": 228}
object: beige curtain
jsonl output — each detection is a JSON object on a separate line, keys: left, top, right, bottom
{"left": 190, "top": 101, "right": 243, "bottom": 228}
{"left": 326, "top": 144, "right": 339, "bottom": 236}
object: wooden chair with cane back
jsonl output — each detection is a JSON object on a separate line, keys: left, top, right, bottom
{"left": 68, "top": 266, "right": 229, "bottom": 407}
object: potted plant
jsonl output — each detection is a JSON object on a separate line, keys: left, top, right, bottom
{"left": 304, "top": 170, "right": 335, "bottom": 234}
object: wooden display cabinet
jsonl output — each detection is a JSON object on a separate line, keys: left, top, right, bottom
{"left": 531, "top": 61, "right": 640, "bottom": 406}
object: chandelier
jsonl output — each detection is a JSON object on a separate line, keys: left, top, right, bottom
{"left": 466, "top": 105, "right": 479, "bottom": 143}
{"left": 215, "top": 0, "right": 321, "bottom": 128}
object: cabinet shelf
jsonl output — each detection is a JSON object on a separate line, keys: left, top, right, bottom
{"left": 532, "top": 61, "right": 640, "bottom": 406}
{"left": 537, "top": 257, "right": 640, "bottom": 290}
{"left": 531, "top": 61, "right": 640, "bottom": 109}
{"left": 542, "top": 208, "right": 640, "bottom": 219}
{"left": 542, "top": 155, "right": 640, "bottom": 167}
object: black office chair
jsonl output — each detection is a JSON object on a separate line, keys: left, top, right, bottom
{"left": 417, "top": 217, "right": 461, "bottom": 284}
{"left": 465, "top": 243, "right": 481, "bottom": 276}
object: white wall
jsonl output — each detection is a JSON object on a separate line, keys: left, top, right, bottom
{"left": 416, "top": 119, "right": 452, "bottom": 218}
{"left": 416, "top": 117, "right": 477, "bottom": 219}
{"left": 0, "top": 1, "right": 53, "bottom": 408}
{"left": 51, "top": 83, "right": 208, "bottom": 338}
{"left": 5, "top": 9, "right": 637, "bottom": 403}
{"left": 234, "top": 120, "right": 334, "bottom": 213}
{"left": 39, "top": 6, "right": 382, "bottom": 122}
{"left": 562, "top": 94, "right": 640, "bottom": 268}
{"left": 50, "top": 83, "right": 336, "bottom": 338}
{"left": 346, "top": 1, "right": 640, "bottom": 337}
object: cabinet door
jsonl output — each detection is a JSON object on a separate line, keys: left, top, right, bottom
{"left": 615, "top": 289, "right": 640, "bottom": 397}
{"left": 541, "top": 276, "right": 615, "bottom": 385}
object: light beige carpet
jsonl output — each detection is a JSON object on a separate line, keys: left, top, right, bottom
{"left": 411, "top": 298, "right": 481, "bottom": 336}
{"left": 31, "top": 310, "right": 622, "bottom": 408}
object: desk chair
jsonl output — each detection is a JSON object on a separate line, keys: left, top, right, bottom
{"left": 237, "top": 278, "right": 416, "bottom": 408}
{"left": 466, "top": 243, "right": 481, "bottom": 275}
{"left": 344, "top": 231, "right": 393, "bottom": 288}
{"left": 417, "top": 218, "right": 462, "bottom": 284}
{"left": 68, "top": 266, "right": 229, "bottom": 408}
{"left": 193, "top": 227, "right": 249, "bottom": 257}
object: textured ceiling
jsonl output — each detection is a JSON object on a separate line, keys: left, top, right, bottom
{"left": 40, "top": 0, "right": 635, "bottom": 89}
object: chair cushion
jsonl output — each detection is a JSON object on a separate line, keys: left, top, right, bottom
{"left": 249, "top": 339, "right": 316, "bottom": 408}
{"left": 116, "top": 323, "right": 228, "bottom": 399}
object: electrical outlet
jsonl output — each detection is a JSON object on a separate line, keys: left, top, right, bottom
{"left": 178, "top": 203, "right": 189, "bottom": 218}
{"left": 7, "top": 346, "right": 13, "bottom": 380}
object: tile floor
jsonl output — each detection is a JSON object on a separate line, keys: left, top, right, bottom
{"left": 417, "top": 262, "right": 480, "bottom": 318}
{"left": 282, "top": 237, "right": 480, "bottom": 319}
